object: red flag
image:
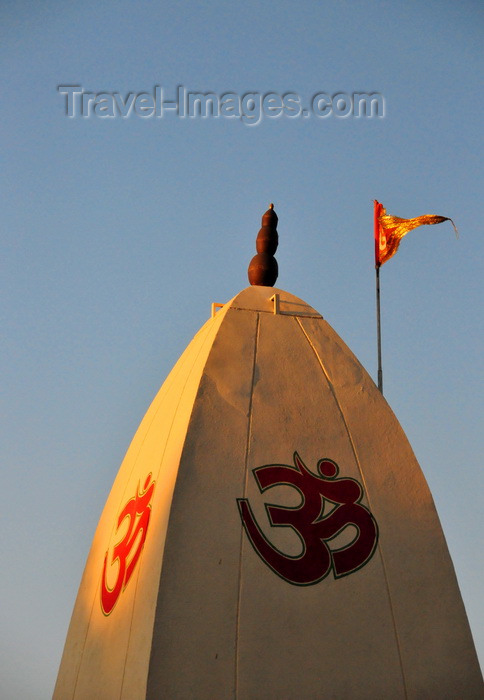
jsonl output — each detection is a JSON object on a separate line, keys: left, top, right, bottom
{"left": 374, "top": 200, "right": 458, "bottom": 267}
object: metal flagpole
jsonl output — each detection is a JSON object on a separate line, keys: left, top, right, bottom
{"left": 375, "top": 264, "right": 383, "bottom": 393}
{"left": 373, "top": 200, "right": 384, "bottom": 394}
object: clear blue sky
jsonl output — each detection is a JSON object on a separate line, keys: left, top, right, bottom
{"left": 1, "top": 1, "right": 482, "bottom": 697}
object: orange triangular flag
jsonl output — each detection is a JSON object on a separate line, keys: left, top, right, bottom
{"left": 374, "top": 200, "right": 458, "bottom": 267}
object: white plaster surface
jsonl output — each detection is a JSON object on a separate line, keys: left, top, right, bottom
{"left": 54, "top": 286, "right": 482, "bottom": 699}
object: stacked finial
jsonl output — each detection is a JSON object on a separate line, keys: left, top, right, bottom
{"left": 248, "top": 203, "right": 279, "bottom": 286}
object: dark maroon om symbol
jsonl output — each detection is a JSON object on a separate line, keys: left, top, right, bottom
{"left": 237, "top": 453, "right": 378, "bottom": 585}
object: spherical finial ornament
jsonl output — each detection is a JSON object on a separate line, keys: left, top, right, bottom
{"left": 248, "top": 204, "right": 279, "bottom": 286}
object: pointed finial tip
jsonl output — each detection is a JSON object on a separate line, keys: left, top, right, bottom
{"left": 269, "top": 203, "right": 274, "bottom": 209}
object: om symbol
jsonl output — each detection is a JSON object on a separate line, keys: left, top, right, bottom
{"left": 237, "top": 453, "right": 378, "bottom": 585}
{"left": 101, "top": 474, "right": 156, "bottom": 615}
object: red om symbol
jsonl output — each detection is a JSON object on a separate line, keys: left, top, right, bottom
{"left": 237, "top": 453, "right": 378, "bottom": 585}
{"left": 101, "top": 474, "right": 155, "bottom": 615}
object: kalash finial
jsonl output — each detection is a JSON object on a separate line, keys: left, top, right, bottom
{"left": 247, "top": 203, "right": 279, "bottom": 286}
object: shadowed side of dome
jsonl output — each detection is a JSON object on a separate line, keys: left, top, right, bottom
{"left": 146, "top": 286, "right": 481, "bottom": 699}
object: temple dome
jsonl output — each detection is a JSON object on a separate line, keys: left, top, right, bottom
{"left": 54, "top": 286, "right": 481, "bottom": 699}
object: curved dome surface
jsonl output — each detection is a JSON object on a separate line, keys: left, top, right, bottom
{"left": 54, "top": 286, "right": 481, "bottom": 699}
